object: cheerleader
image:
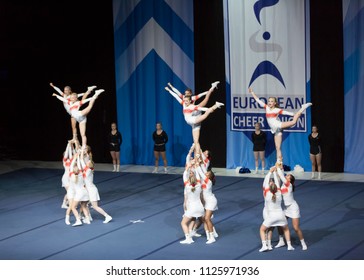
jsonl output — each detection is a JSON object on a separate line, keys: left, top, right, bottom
{"left": 259, "top": 167, "right": 294, "bottom": 252}
{"left": 61, "top": 141, "right": 73, "bottom": 209}
{"left": 249, "top": 88, "right": 312, "bottom": 161}
{"left": 165, "top": 87, "right": 224, "bottom": 155}
{"left": 80, "top": 152, "right": 112, "bottom": 223}
{"left": 67, "top": 153, "right": 90, "bottom": 226}
{"left": 50, "top": 83, "right": 96, "bottom": 140}
{"left": 52, "top": 89, "right": 104, "bottom": 148}
{"left": 196, "top": 166, "right": 218, "bottom": 244}
{"left": 276, "top": 165, "right": 307, "bottom": 250}
{"left": 180, "top": 164, "right": 205, "bottom": 244}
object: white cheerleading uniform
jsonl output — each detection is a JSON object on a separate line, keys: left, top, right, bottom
{"left": 196, "top": 167, "right": 217, "bottom": 211}
{"left": 70, "top": 172, "right": 89, "bottom": 202}
{"left": 182, "top": 170, "right": 204, "bottom": 218}
{"left": 255, "top": 98, "right": 294, "bottom": 134}
{"left": 277, "top": 167, "right": 301, "bottom": 218}
{"left": 166, "top": 85, "right": 210, "bottom": 131}
{"left": 183, "top": 103, "right": 203, "bottom": 131}
{"left": 62, "top": 158, "right": 71, "bottom": 188}
{"left": 83, "top": 166, "right": 100, "bottom": 202}
{"left": 68, "top": 101, "right": 87, "bottom": 123}
{"left": 261, "top": 171, "right": 287, "bottom": 227}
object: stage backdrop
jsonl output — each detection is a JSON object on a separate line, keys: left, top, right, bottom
{"left": 343, "top": 0, "right": 364, "bottom": 173}
{"left": 112, "top": 0, "right": 194, "bottom": 166}
{"left": 223, "top": 0, "right": 311, "bottom": 171}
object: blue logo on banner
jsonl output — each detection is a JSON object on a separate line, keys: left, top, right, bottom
{"left": 249, "top": 0, "right": 285, "bottom": 88}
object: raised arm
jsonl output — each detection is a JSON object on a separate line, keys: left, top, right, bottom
{"left": 165, "top": 86, "right": 183, "bottom": 104}
{"left": 50, "top": 83, "right": 64, "bottom": 96}
{"left": 52, "top": 93, "right": 68, "bottom": 103}
{"left": 168, "top": 83, "right": 183, "bottom": 98}
{"left": 262, "top": 171, "right": 272, "bottom": 189}
{"left": 277, "top": 166, "right": 288, "bottom": 185}
{"left": 273, "top": 170, "right": 280, "bottom": 187}
{"left": 249, "top": 88, "right": 266, "bottom": 108}
{"left": 185, "top": 143, "right": 195, "bottom": 166}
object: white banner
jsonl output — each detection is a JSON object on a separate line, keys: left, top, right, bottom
{"left": 226, "top": 0, "right": 307, "bottom": 132}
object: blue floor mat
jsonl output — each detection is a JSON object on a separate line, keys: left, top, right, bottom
{"left": 0, "top": 168, "right": 363, "bottom": 260}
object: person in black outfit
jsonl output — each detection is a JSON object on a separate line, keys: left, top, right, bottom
{"left": 152, "top": 122, "right": 168, "bottom": 173}
{"left": 108, "top": 122, "right": 122, "bottom": 172}
{"left": 251, "top": 122, "right": 266, "bottom": 174}
{"left": 308, "top": 125, "right": 322, "bottom": 179}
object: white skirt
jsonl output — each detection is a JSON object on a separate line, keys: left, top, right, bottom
{"left": 283, "top": 201, "right": 301, "bottom": 219}
{"left": 86, "top": 184, "right": 100, "bottom": 202}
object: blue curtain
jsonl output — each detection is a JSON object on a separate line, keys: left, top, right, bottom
{"left": 112, "top": 0, "right": 194, "bottom": 166}
{"left": 343, "top": 0, "right": 364, "bottom": 173}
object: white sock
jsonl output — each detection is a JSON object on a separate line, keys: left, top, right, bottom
{"left": 287, "top": 241, "right": 295, "bottom": 250}
{"left": 301, "top": 239, "right": 307, "bottom": 250}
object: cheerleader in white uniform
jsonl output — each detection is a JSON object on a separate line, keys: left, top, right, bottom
{"left": 50, "top": 83, "right": 96, "bottom": 140}
{"left": 61, "top": 141, "right": 73, "bottom": 209}
{"left": 276, "top": 166, "right": 307, "bottom": 250}
{"left": 249, "top": 88, "right": 312, "bottom": 161}
{"left": 165, "top": 83, "right": 223, "bottom": 155}
{"left": 67, "top": 154, "right": 90, "bottom": 226}
{"left": 80, "top": 153, "right": 112, "bottom": 224}
{"left": 259, "top": 167, "right": 294, "bottom": 252}
{"left": 53, "top": 89, "right": 104, "bottom": 148}
{"left": 196, "top": 166, "right": 218, "bottom": 244}
{"left": 180, "top": 165, "right": 205, "bottom": 244}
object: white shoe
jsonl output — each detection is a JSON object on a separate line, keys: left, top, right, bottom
{"left": 268, "top": 245, "right": 273, "bottom": 251}
{"left": 298, "top": 102, "right": 312, "bottom": 114}
{"left": 206, "top": 235, "right": 216, "bottom": 244}
{"left": 213, "top": 228, "right": 219, "bottom": 238}
{"left": 83, "top": 217, "right": 91, "bottom": 224}
{"left": 164, "top": 168, "right": 168, "bottom": 174}
{"left": 311, "top": 173, "right": 315, "bottom": 179}
{"left": 259, "top": 244, "right": 269, "bottom": 252}
{"left": 190, "top": 230, "right": 201, "bottom": 238}
{"left": 65, "top": 215, "right": 70, "bottom": 225}
{"left": 215, "top": 101, "right": 224, "bottom": 108}
{"left": 72, "top": 219, "right": 82, "bottom": 227}
{"left": 61, "top": 202, "right": 68, "bottom": 209}
{"left": 89, "top": 214, "right": 93, "bottom": 222}
{"left": 275, "top": 240, "right": 286, "bottom": 248}
{"left": 152, "top": 168, "right": 158, "bottom": 174}
{"left": 253, "top": 169, "right": 258, "bottom": 174}
{"left": 180, "top": 238, "right": 194, "bottom": 244}
{"left": 261, "top": 169, "right": 265, "bottom": 175}
{"left": 211, "top": 81, "right": 220, "bottom": 89}
{"left": 88, "top": 85, "right": 97, "bottom": 91}
{"left": 103, "top": 215, "right": 113, "bottom": 224}
{"left": 287, "top": 245, "right": 295, "bottom": 251}
{"left": 93, "top": 89, "right": 105, "bottom": 99}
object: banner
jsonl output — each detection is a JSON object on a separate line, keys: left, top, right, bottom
{"left": 223, "top": 0, "right": 311, "bottom": 170}
{"left": 112, "top": 0, "right": 194, "bottom": 166}
{"left": 343, "top": 0, "right": 364, "bottom": 173}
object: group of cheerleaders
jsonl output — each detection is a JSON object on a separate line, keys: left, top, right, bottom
{"left": 51, "top": 83, "right": 112, "bottom": 226}
{"left": 51, "top": 80, "right": 311, "bottom": 251}
{"left": 166, "top": 83, "right": 311, "bottom": 249}
{"left": 250, "top": 87, "right": 310, "bottom": 252}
